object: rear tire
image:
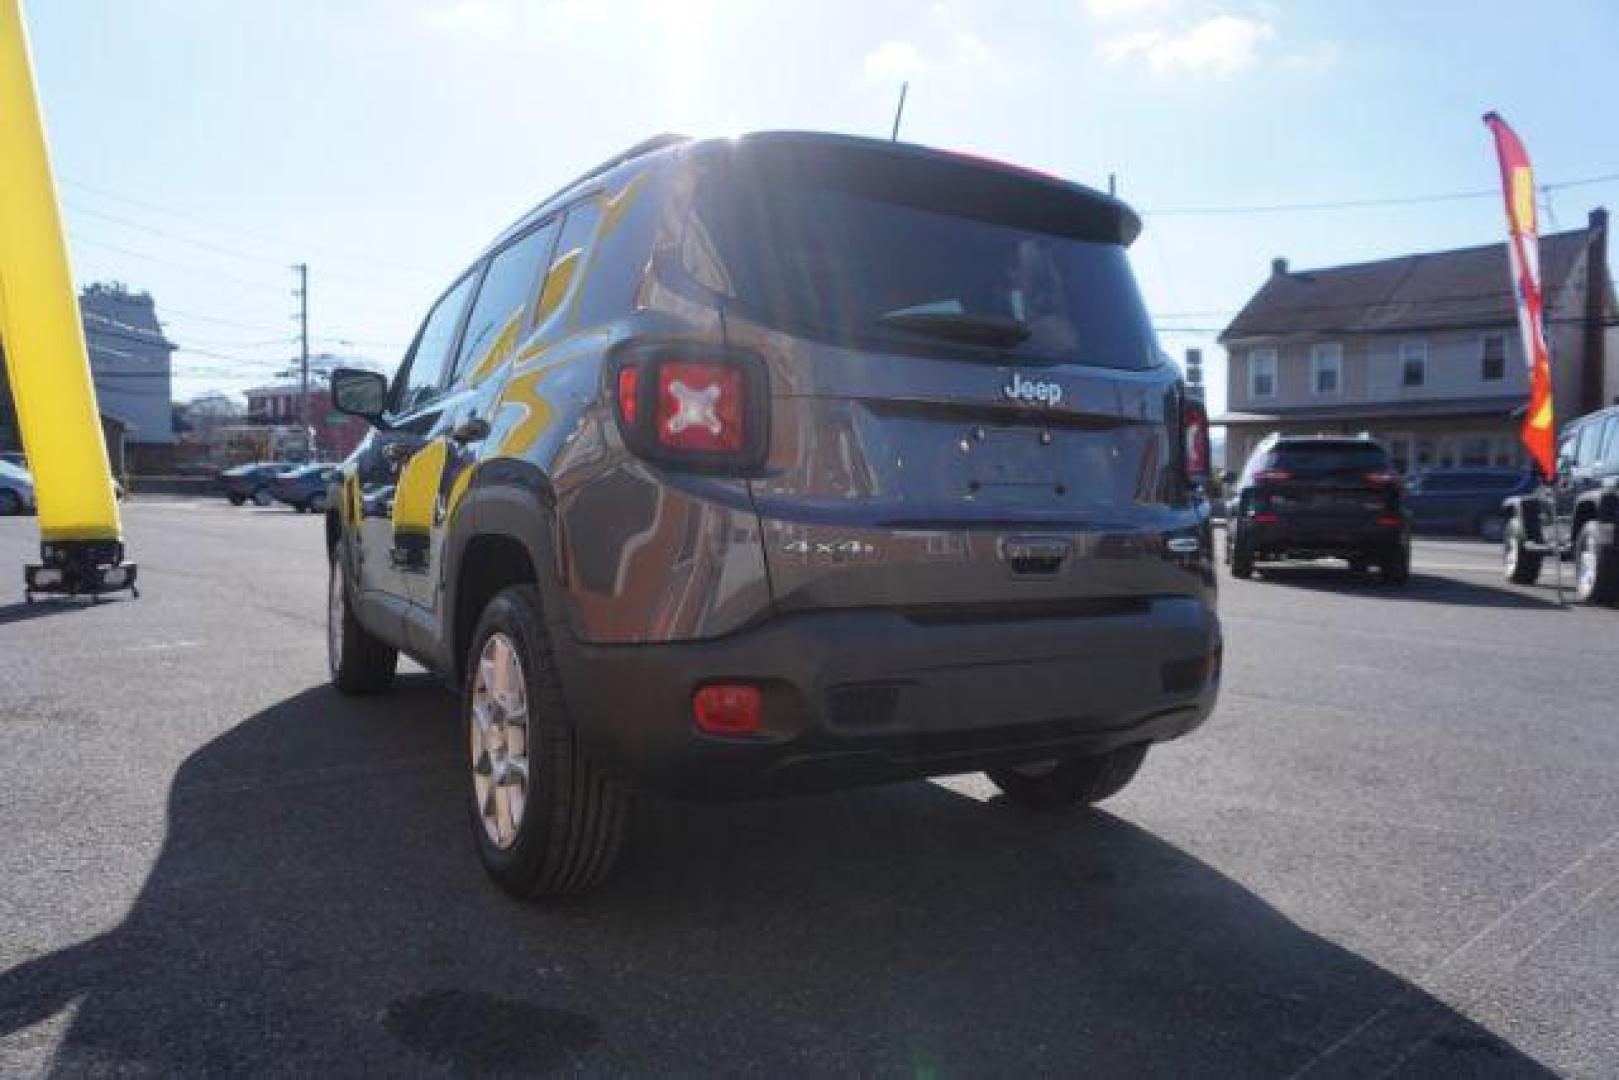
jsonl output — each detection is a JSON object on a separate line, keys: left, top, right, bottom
{"left": 328, "top": 553, "right": 397, "bottom": 694}
{"left": 228, "top": 492, "right": 245, "bottom": 506}
{"left": 1230, "top": 533, "right": 1255, "bottom": 579}
{"left": 252, "top": 488, "right": 273, "bottom": 507}
{"left": 1380, "top": 544, "right": 1410, "bottom": 586}
{"left": 465, "top": 586, "right": 630, "bottom": 899}
{"left": 0, "top": 490, "right": 20, "bottom": 516}
{"left": 987, "top": 744, "right": 1148, "bottom": 810}
{"left": 1476, "top": 513, "right": 1504, "bottom": 543}
{"left": 1574, "top": 521, "right": 1619, "bottom": 605}
{"left": 308, "top": 492, "right": 327, "bottom": 514}
{"left": 1503, "top": 518, "right": 1543, "bottom": 585}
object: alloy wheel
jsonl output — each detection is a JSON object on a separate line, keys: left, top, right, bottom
{"left": 327, "top": 561, "right": 345, "bottom": 673}
{"left": 470, "top": 632, "right": 531, "bottom": 850}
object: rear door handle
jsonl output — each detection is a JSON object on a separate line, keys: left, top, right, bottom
{"left": 382, "top": 441, "right": 416, "bottom": 466}
{"left": 451, "top": 415, "right": 490, "bottom": 445}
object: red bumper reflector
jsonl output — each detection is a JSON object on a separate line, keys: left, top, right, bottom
{"left": 693, "top": 684, "right": 762, "bottom": 735}
{"left": 1252, "top": 512, "right": 1280, "bottom": 524}
{"left": 1377, "top": 514, "right": 1403, "bottom": 527}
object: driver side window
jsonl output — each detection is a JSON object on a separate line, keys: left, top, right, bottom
{"left": 392, "top": 272, "right": 478, "bottom": 415}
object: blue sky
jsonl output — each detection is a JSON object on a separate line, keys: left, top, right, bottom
{"left": 26, "top": 0, "right": 1619, "bottom": 412}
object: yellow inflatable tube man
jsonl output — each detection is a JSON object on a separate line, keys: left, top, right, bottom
{"left": 0, "top": 0, "right": 136, "bottom": 600}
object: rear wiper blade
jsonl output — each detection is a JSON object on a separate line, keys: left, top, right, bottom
{"left": 876, "top": 311, "right": 1032, "bottom": 347}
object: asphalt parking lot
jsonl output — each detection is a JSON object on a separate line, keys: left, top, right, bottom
{"left": 1, "top": 499, "right": 1616, "bottom": 1076}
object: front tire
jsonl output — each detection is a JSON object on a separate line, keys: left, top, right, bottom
{"left": 465, "top": 586, "right": 629, "bottom": 899}
{"left": 328, "top": 553, "right": 397, "bottom": 694}
{"left": 1574, "top": 521, "right": 1619, "bottom": 605}
{"left": 227, "top": 492, "right": 246, "bottom": 506}
{"left": 1503, "top": 518, "right": 1543, "bottom": 585}
{"left": 987, "top": 744, "right": 1148, "bottom": 810}
{"left": 308, "top": 492, "right": 327, "bottom": 514}
{"left": 252, "top": 488, "right": 273, "bottom": 507}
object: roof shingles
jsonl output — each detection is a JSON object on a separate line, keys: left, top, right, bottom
{"left": 1219, "top": 229, "right": 1591, "bottom": 342}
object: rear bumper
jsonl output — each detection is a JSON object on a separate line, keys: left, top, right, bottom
{"left": 1242, "top": 518, "right": 1407, "bottom": 558}
{"left": 551, "top": 597, "right": 1221, "bottom": 799}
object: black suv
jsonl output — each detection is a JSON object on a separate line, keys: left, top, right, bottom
{"left": 1225, "top": 435, "right": 1411, "bottom": 583}
{"left": 1502, "top": 404, "right": 1619, "bottom": 604}
{"left": 323, "top": 133, "right": 1222, "bottom": 897}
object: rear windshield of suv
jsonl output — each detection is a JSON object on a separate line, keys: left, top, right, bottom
{"left": 685, "top": 162, "right": 1157, "bottom": 370}
{"left": 1266, "top": 441, "right": 1390, "bottom": 473}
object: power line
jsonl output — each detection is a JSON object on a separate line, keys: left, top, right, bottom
{"left": 59, "top": 175, "right": 438, "bottom": 276}
{"left": 68, "top": 232, "right": 289, "bottom": 296}
{"left": 1146, "top": 169, "right": 1619, "bottom": 218}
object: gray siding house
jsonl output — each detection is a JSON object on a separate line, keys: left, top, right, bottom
{"left": 80, "top": 283, "right": 177, "bottom": 472}
{"left": 1217, "top": 208, "right": 1616, "bottom": 476}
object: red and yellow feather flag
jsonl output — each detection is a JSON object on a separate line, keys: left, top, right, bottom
{"left": 1483, "top": 112, "right": 1556, "bottom": 481}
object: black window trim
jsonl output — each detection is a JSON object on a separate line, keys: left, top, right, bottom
{"left": 391, "top": 194, "right": 603, "bottom": 417}
{"left": 445, "top": 212, "right": 570, "bottom": 388}
{"left": 388, "top": 267, "right": 485, "bottom": 420}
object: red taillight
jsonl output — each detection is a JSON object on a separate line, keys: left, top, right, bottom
{"left": 1252, "top": 512, "right": 1281, "bottom": 524}
{"left": 616, "top": 366, "right": 639, "bottom": 427}
{"left": 1364, "top": 470, "right": 1401, "bottom": 486}
{"left": 693, "top": 684, "right": 762, "bottom": 735}
{"left": 611, "top": 348, "right": 766, "bottom": 471}
{"left": 1377, "top": 513, "right": 1403, "bottom": 527}
{"left": 1253, "top": 468, "right": 1293, "bottom": 483}
{"left": 1182, "top": 396, "right": 1210, "bottom": 482}
{"left": 657, "top": 361, "right": 744, "bottom": 454}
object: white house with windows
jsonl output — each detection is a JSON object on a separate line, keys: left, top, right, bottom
{"left": 1217, "top": 208, "right": 1617, "bottom": 476}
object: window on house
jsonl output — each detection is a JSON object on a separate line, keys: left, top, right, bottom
{"left": 1400, "top": 341, "right": 1427, "bottom": 388}
{"left": 1310, "top": 343, "right": 1342, "bottom": 395}
{"left": 1460, "top": 437, "right": 1491, "bottom": 468}
{"left": 1481, "top": 334, "right": 1506, "bottom": 382}
{"left": 1248, "top": 348, "right": 1277, "bottom": 399}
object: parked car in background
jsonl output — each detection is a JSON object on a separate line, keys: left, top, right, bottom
{"left": 324, "top": 131, "right": 1220, "bottom": 899}
{"left": 0, "top": 458, "right": 35, "bottom": 515}
{"left": 1225, "top": 435, "right": 1411, "bottom": 583}
{"left": 220, "top": 461, "right": 296, "bottom": 506}
{"left": 271, "top": 464, "right": 337, "bottom": 513}
{"left": 1405, "top": 467, "right": 1536, "bottom": 540}
{"left": 1502, "top": 404, "right": 1619, "bottom": 604}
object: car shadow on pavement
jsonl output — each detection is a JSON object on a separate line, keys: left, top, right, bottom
{"left": 0, "top": 599, "right": 100, "bottom": 627}
{"left": 0, "top": 683, "right": 1554, "bottom": 1076}
{"left": 1244, "top": 566, "right": 1565, "bottom": 610}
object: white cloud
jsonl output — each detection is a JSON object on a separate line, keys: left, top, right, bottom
{"left": 1084, "top": 0, "right": 1177, "bottom": 19}
{"left": 420, "top": 0, "right": 511, "bottom": 38}
{"left": 864, "top": 40, "right": 925, "bottom": 81}
{"left": 1100, "top": 14, "right": 1276, "bottom": 77}
{"left": 1281, "top": 41, "right": 1341, "bottom": 75}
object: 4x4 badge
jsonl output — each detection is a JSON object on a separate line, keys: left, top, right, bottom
{"left": 1003, "top": 372, "right": 1064, "bottom": 407}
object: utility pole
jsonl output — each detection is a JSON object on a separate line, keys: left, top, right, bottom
{"left": 293, "top": 262, "right": 310, "bottom": 461}
{"left": 890, "top": 82, "right": 908, "bottom": 142}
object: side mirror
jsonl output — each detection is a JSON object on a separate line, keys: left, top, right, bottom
{"left": 330, "top": 368, "right": 390, "bottom": 428}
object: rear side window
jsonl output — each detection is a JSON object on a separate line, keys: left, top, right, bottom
{"left": 395, "top": 274, "right": 477, "bottom": 413}
{"left": 1602, "top": 417, "right": 1619, "bottom": 466}
{"left": 535, "top": 201, "right": 602, "bottom": 328}
{"left": 1268, "top": 441, "right": 1389, "bottom": 473}
{"left": 686, "top": 167, "right": 1157, "bottom": 370}
{"left": 451, "top": 220, "right": 559, "bottom": 383}
{"left": 1574, "top": 422, "right": 1604, "bottom": 468}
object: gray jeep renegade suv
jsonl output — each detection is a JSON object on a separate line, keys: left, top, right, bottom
{"left": 325, "top": 132, "right": 1222, "bottom": 898}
